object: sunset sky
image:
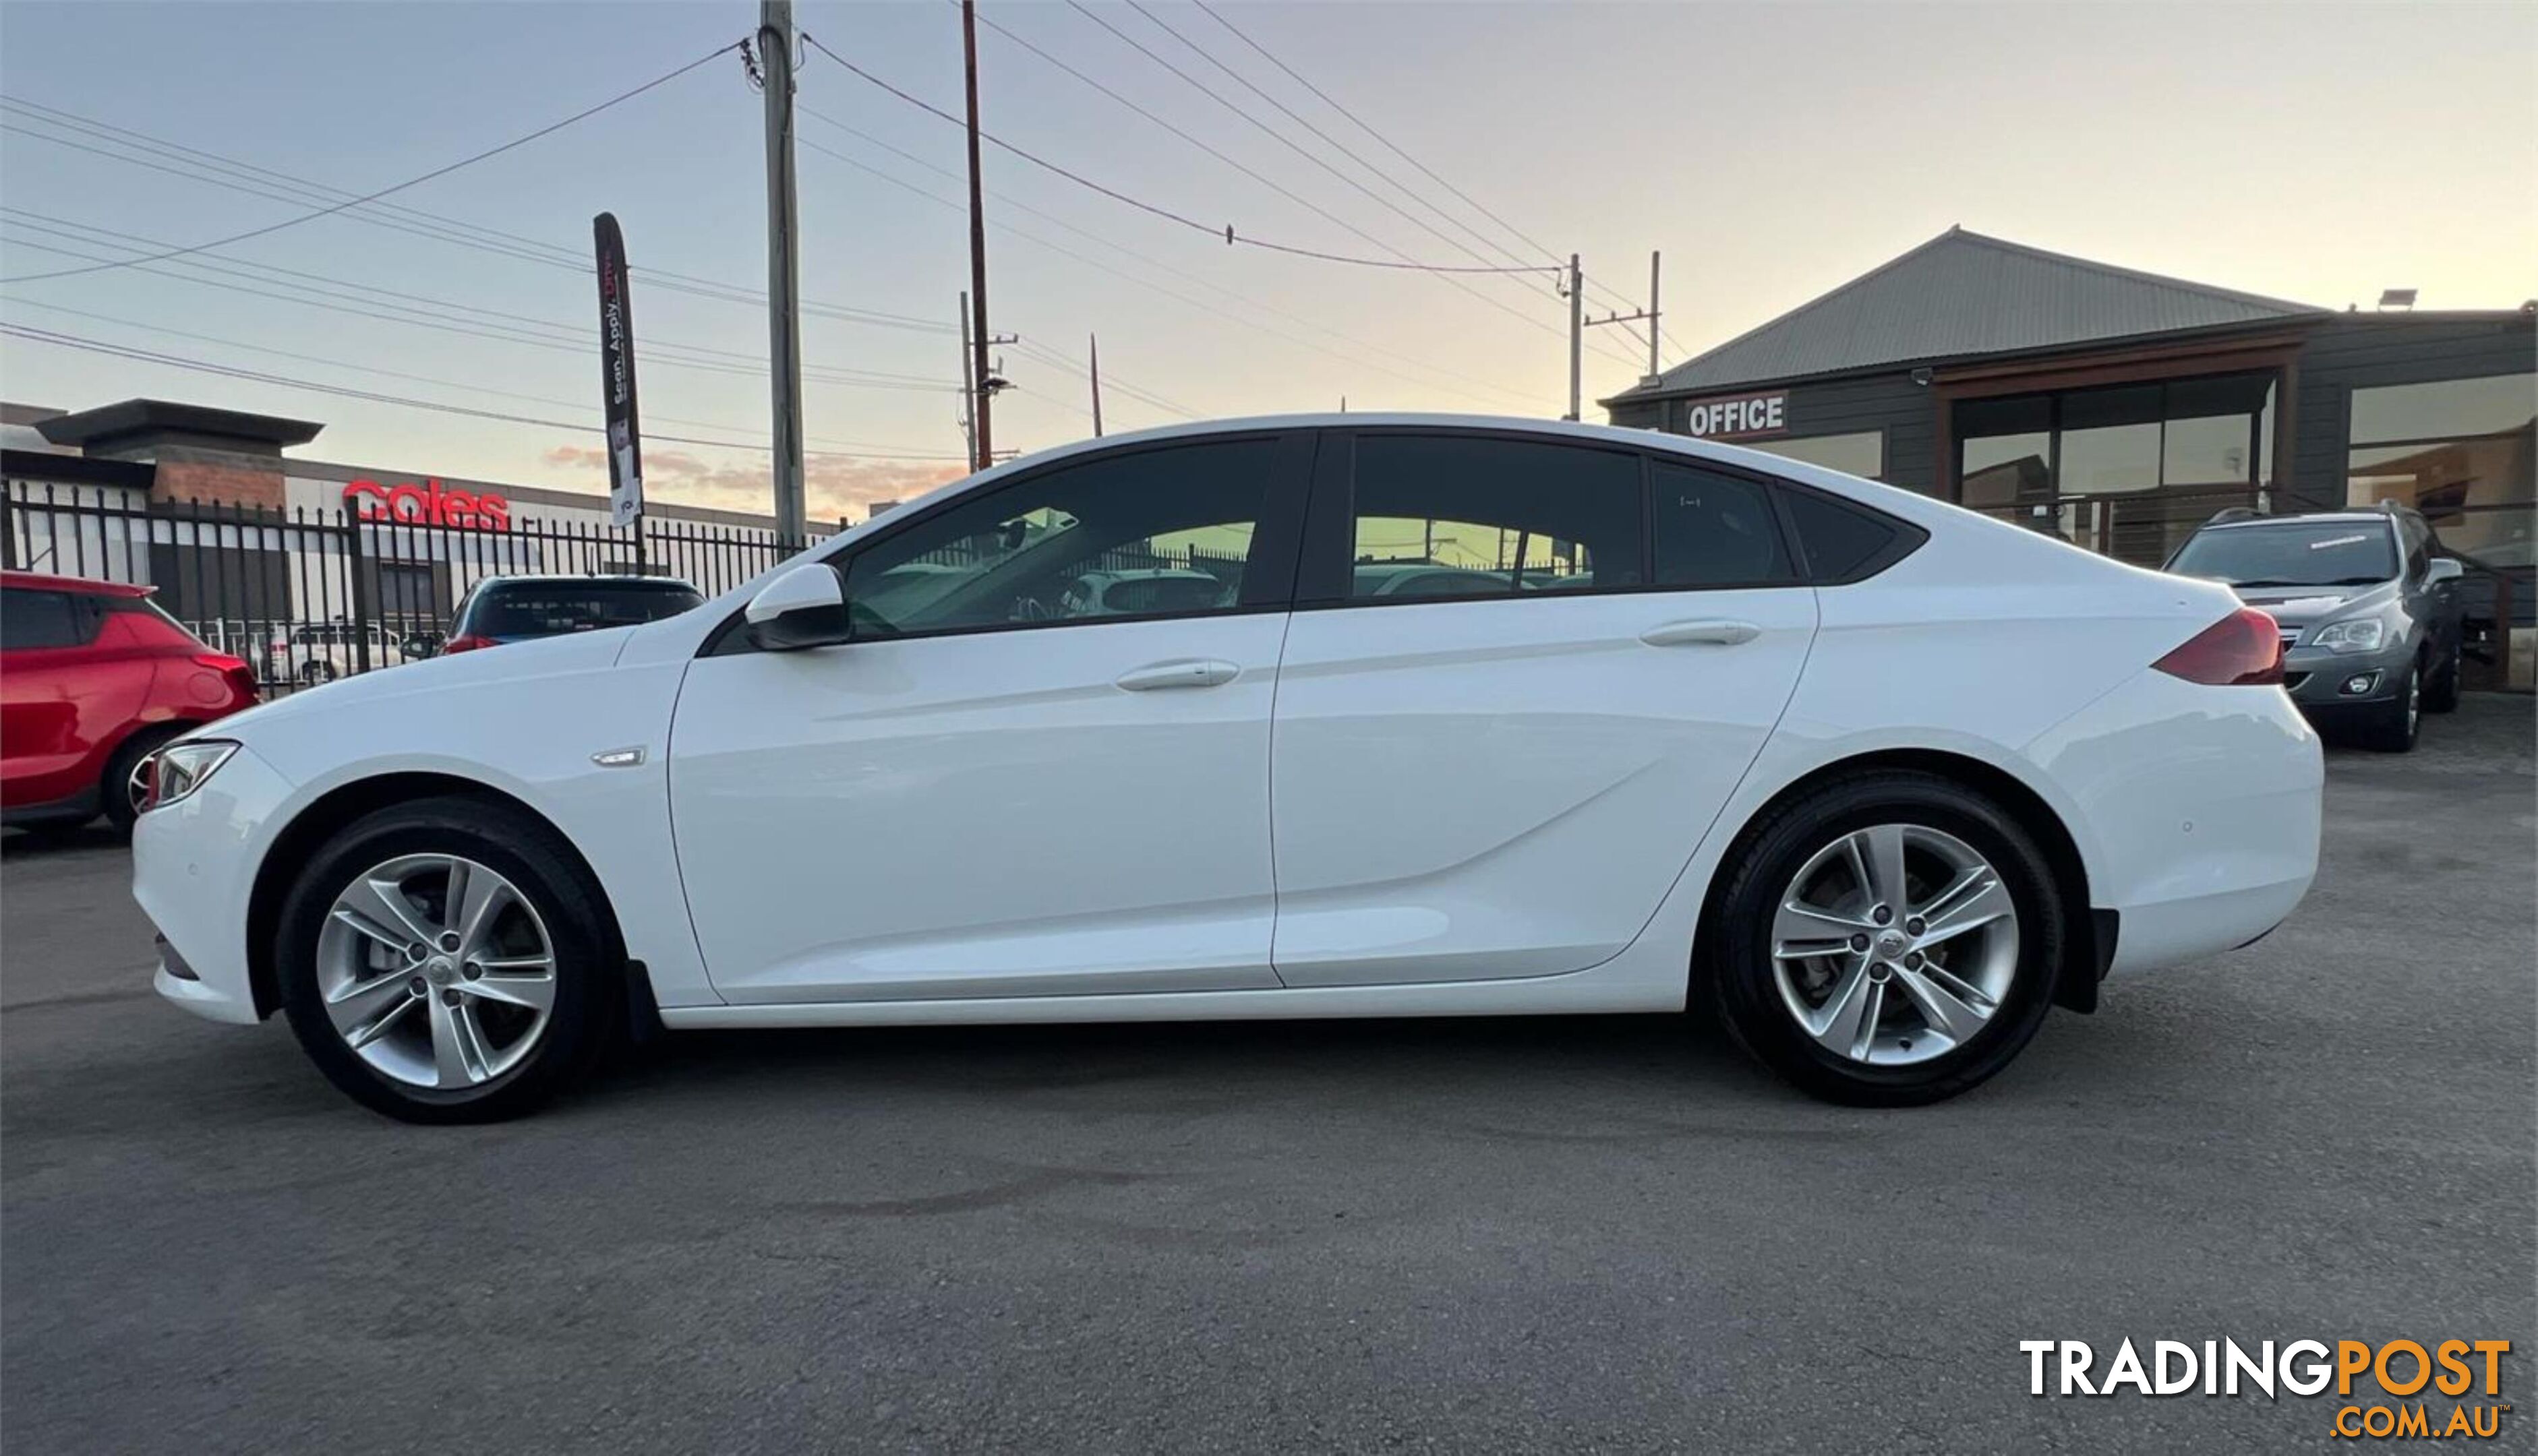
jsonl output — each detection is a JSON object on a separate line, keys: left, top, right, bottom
{"left": 3, "top": 1, "right": 2532, "bottom": 520}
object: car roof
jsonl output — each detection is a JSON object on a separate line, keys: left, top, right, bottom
{"left": 0, "top": 568, "right": 151, "bottom": 597}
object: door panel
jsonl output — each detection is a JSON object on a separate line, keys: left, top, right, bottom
{"left": 1268, "top": 589, "right": 1816, "bottom": 986}
{"left": 668, "top": 431, "right": 1311, "bottom": 1005}
{"left": 670, "top": 613, "right": 1288, "bottom": 1003}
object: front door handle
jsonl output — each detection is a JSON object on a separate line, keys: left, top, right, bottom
{"left": 1115, "top": 658, "right": 1241, "bottom": 691}
{"left": 1641, "top": 619, "right": 1761, "bottom": 647}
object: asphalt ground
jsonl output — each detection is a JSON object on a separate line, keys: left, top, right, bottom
{"left": 4, "top": 695, "right": 2532, "bottom": 1453}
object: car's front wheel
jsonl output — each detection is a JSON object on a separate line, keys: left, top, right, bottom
{"left": 2421, "top": 642, "right": 2462, "bottom": 715}
{"left": 275, "top": 796, "right": 619, "bottom": 1122}
{"left": 1705, "top": 771, "right": 2063, "bottom": 1106}
{"left": 2358, "top": 661, "right": 2421, "bottom": 752}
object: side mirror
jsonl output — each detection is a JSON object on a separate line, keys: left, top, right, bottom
{"left": 746, "top": 562, "right": 852, "bottom": 650}
{"left": 400, "top": 632, "right": 441, "bottom": 659}
{"left": 2425, "top": 558, "right": 2465, "bottom": 586}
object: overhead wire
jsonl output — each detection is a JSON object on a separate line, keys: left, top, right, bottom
{"left": 0, "top": 40, "right": 748, "bottom": 284}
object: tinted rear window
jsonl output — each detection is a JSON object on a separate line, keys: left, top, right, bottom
{"left": 2, "top": 588, "right": 89, "bottom": 649}
{"left": 1782, "top": 491, "right": 1908, "bottom": 580}
{"left": 467, "top": 583, "right": 703, "bottom": 637}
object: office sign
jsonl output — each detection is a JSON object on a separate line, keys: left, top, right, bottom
{"left": 593, "top": 212, "right": 645, "bottom": 528}
{"left": 1683, "top": 392, "right": 1789, "bottom": 440}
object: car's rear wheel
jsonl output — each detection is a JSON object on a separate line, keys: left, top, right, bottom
{"left": 276, "top": 796, "right": 618, "bottom": 1122}
{"left": 1706, "top": 771, "right": 2063, "bottom": 1105}
{"left": 2358, "top": 661, "right": 2421, "bottom": 752}
{"left": 100, "top": 725, "right": 185, "bottom": 835}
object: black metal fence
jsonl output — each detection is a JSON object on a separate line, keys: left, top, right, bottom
{"left": 5, "top": 481, "right": 829, "bottom": 694}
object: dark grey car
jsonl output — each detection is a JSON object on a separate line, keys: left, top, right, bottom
{"left": 2166, "top": 504, "right": 2465, "bottom": 752}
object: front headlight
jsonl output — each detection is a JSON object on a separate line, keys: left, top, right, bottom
{"left": 2307, "top": 618, "right": 2387, "bottom": 655}
{"left": 147, "top": 739, "right": 239, "bottom": 812}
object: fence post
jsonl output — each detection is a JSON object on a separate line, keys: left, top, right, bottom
{"left": 345, "top": 505, "right": 374, "bottom": 674}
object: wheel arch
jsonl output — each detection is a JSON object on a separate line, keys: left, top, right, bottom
{"left": 1696, "top": 747, "right": 2109, "bottom": 1014}
{"left": 243, "top": 772, "right": 630, "bottom": 1020}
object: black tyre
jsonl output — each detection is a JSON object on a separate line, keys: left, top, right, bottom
{"left": 275, "top": 795, "right": 620, "bottom": 1122}
{"left": 100, "top": 724, "right": 185, "bottom": 835}
{"left": 2421, "top": 644, "right": 2462, "bottom": 714}
{"left": 1705, "top": 770, "right": 2064, "bottom": 1106}
{"left": 2357, "top": 661, "right": 2421, "bottom": 752}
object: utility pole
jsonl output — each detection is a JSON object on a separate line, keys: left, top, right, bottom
{"left": 955, "top": 293, "right": 980, "bottom": 469}
{"left": 1564, "top": 253, "right": 1582, "bottom": 421}
{"left": 759, "top": 0, "right": 806, "bottom": 543}
{"left": 962, "top": 0, "right": 995, "bottom": 468}
{"left": 1088, "top": 332, "right": 1104, "bottom": 437}
{"left": 1584, "top": 251, "right": 1664, "bottom": 395}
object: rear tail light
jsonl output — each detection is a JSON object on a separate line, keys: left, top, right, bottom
{"left": 2154, "top": 607, "right": 2284, "bottom": 686}
{"left": 442, "top": 634, "right": 496, "bottom": 655}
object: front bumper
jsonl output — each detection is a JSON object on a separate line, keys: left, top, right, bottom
{"left": 133, "top": 742, "right": 294, "bottom": 1026}
{"left": 2281, "top": 642, "right": 2411, "bottom": 710}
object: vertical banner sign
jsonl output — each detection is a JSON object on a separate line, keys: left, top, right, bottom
{"left": 592, "top": 212, "right": 645, "bottom": 528}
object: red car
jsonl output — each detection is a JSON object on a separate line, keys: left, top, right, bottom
{"left": 1, "top": 570, "right": 259, "bottom": 834}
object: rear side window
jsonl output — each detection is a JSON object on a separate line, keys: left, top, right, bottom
{"left": 1780, "top": 490, "right": 1913, "bottom": 581}
{"left": 467, "top": 583, "right": 704, "bottom": 637}
{"left": 1, "top": 588, "right": 91, "bottom": 649}
{"left": 1651, "top": 464, "right": 1793, "bottom": 587}
{"left": 1346, "top": 435, "right": 1643, "bottom": 599}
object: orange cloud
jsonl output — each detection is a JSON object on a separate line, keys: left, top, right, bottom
{"left": 539, "top": 443, "right": 963, "bottom": 522}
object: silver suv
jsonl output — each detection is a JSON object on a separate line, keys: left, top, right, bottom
{"left": 2166, "top": 503, "right": 2466, "bottom": 752}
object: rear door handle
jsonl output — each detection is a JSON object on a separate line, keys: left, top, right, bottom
{"left": 1641, "top": 619, "right": 1761, "bottom": 647}
{"left": 1115, "top": 658, "right": 1241, "bottom": 691}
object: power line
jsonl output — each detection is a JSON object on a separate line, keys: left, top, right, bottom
{"left": 0, "top": 211, "right": 959, "bottom": 392}
{"left": 1049, "top": 1, "right": 1636, "bottom": 366}
{"left": 793, "top": 109, "right": 1538, "bottom": 411}
{"left": 1179, "top": 0, "right": 1638, "bottom": 317}
{"left": 0, "top": 323, "right": 970, "bottom": 461}
{"left": 797, "top": 32, "right": 1549, "bottom": 278}
{"left": 1116, "top": 0, "right": 1547, "bottom": 286}
{"left": 795, "top": 130, "right": 1545, "bottom": 414}
{"left": 0, "top": 297, "right": 953, "bottom": 458}
{"left": 0, "top": 41, "right": 746, "bottom": 284}
{"left": 0, "top": 98, "right": 951, "bottom": 334}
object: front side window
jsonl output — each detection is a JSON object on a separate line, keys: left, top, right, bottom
{"left": 1345, "top": 435, "right": 1641, "bottom": 600}
{"left": 841, "top": 438, "right": 1284, "bottom": 636}
{"left": 1, "top": 589, "right": 88, "bottom": 650}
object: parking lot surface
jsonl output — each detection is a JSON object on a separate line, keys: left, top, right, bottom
{"left": 4, "top": 697, "right": 2532, "bottom": 1453}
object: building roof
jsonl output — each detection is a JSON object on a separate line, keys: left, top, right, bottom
{"left": 34, "top": 398, "right": 324, "bottom": 456}
{"left": 1611, "top": 228, "right": 2328, "bottom": 402}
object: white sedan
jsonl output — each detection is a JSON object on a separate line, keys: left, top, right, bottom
{"left": 134, "top": 416, "right": 2322, "bottom": 1121}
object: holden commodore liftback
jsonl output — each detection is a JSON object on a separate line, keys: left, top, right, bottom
{"left": 132, "top": 416, "right": 2324, "bottom": 1121}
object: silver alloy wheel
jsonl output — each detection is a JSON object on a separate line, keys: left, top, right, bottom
{"left": 125, "top": 751, "right": 155, "bottom": 817}
{"left": 1769, "top": 823, "right": 2020, "bottom": 1067}
{"left": 314, "top": 853, "right": 558, "bottom": 1089}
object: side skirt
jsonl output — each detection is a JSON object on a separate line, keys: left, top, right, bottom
{"left": 660, "top": 975, "right": 1675, "bottom": 1030}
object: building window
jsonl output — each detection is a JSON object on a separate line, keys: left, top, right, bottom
{"left": 2346, "top": 371, "right": 2535, "bottom": 689}
{"left": 1734, "top": 430, "right": 1885, "bottom": 481}
{"left": 1954, "top": 371, "right": 2276, "bottom": 566}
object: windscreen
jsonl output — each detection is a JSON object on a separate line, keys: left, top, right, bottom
{"left": 2168, "top": 521, "right": 2398, "bottom": 587}
{"left": 470, "top": 582, "right": 704, "bottom": 637}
